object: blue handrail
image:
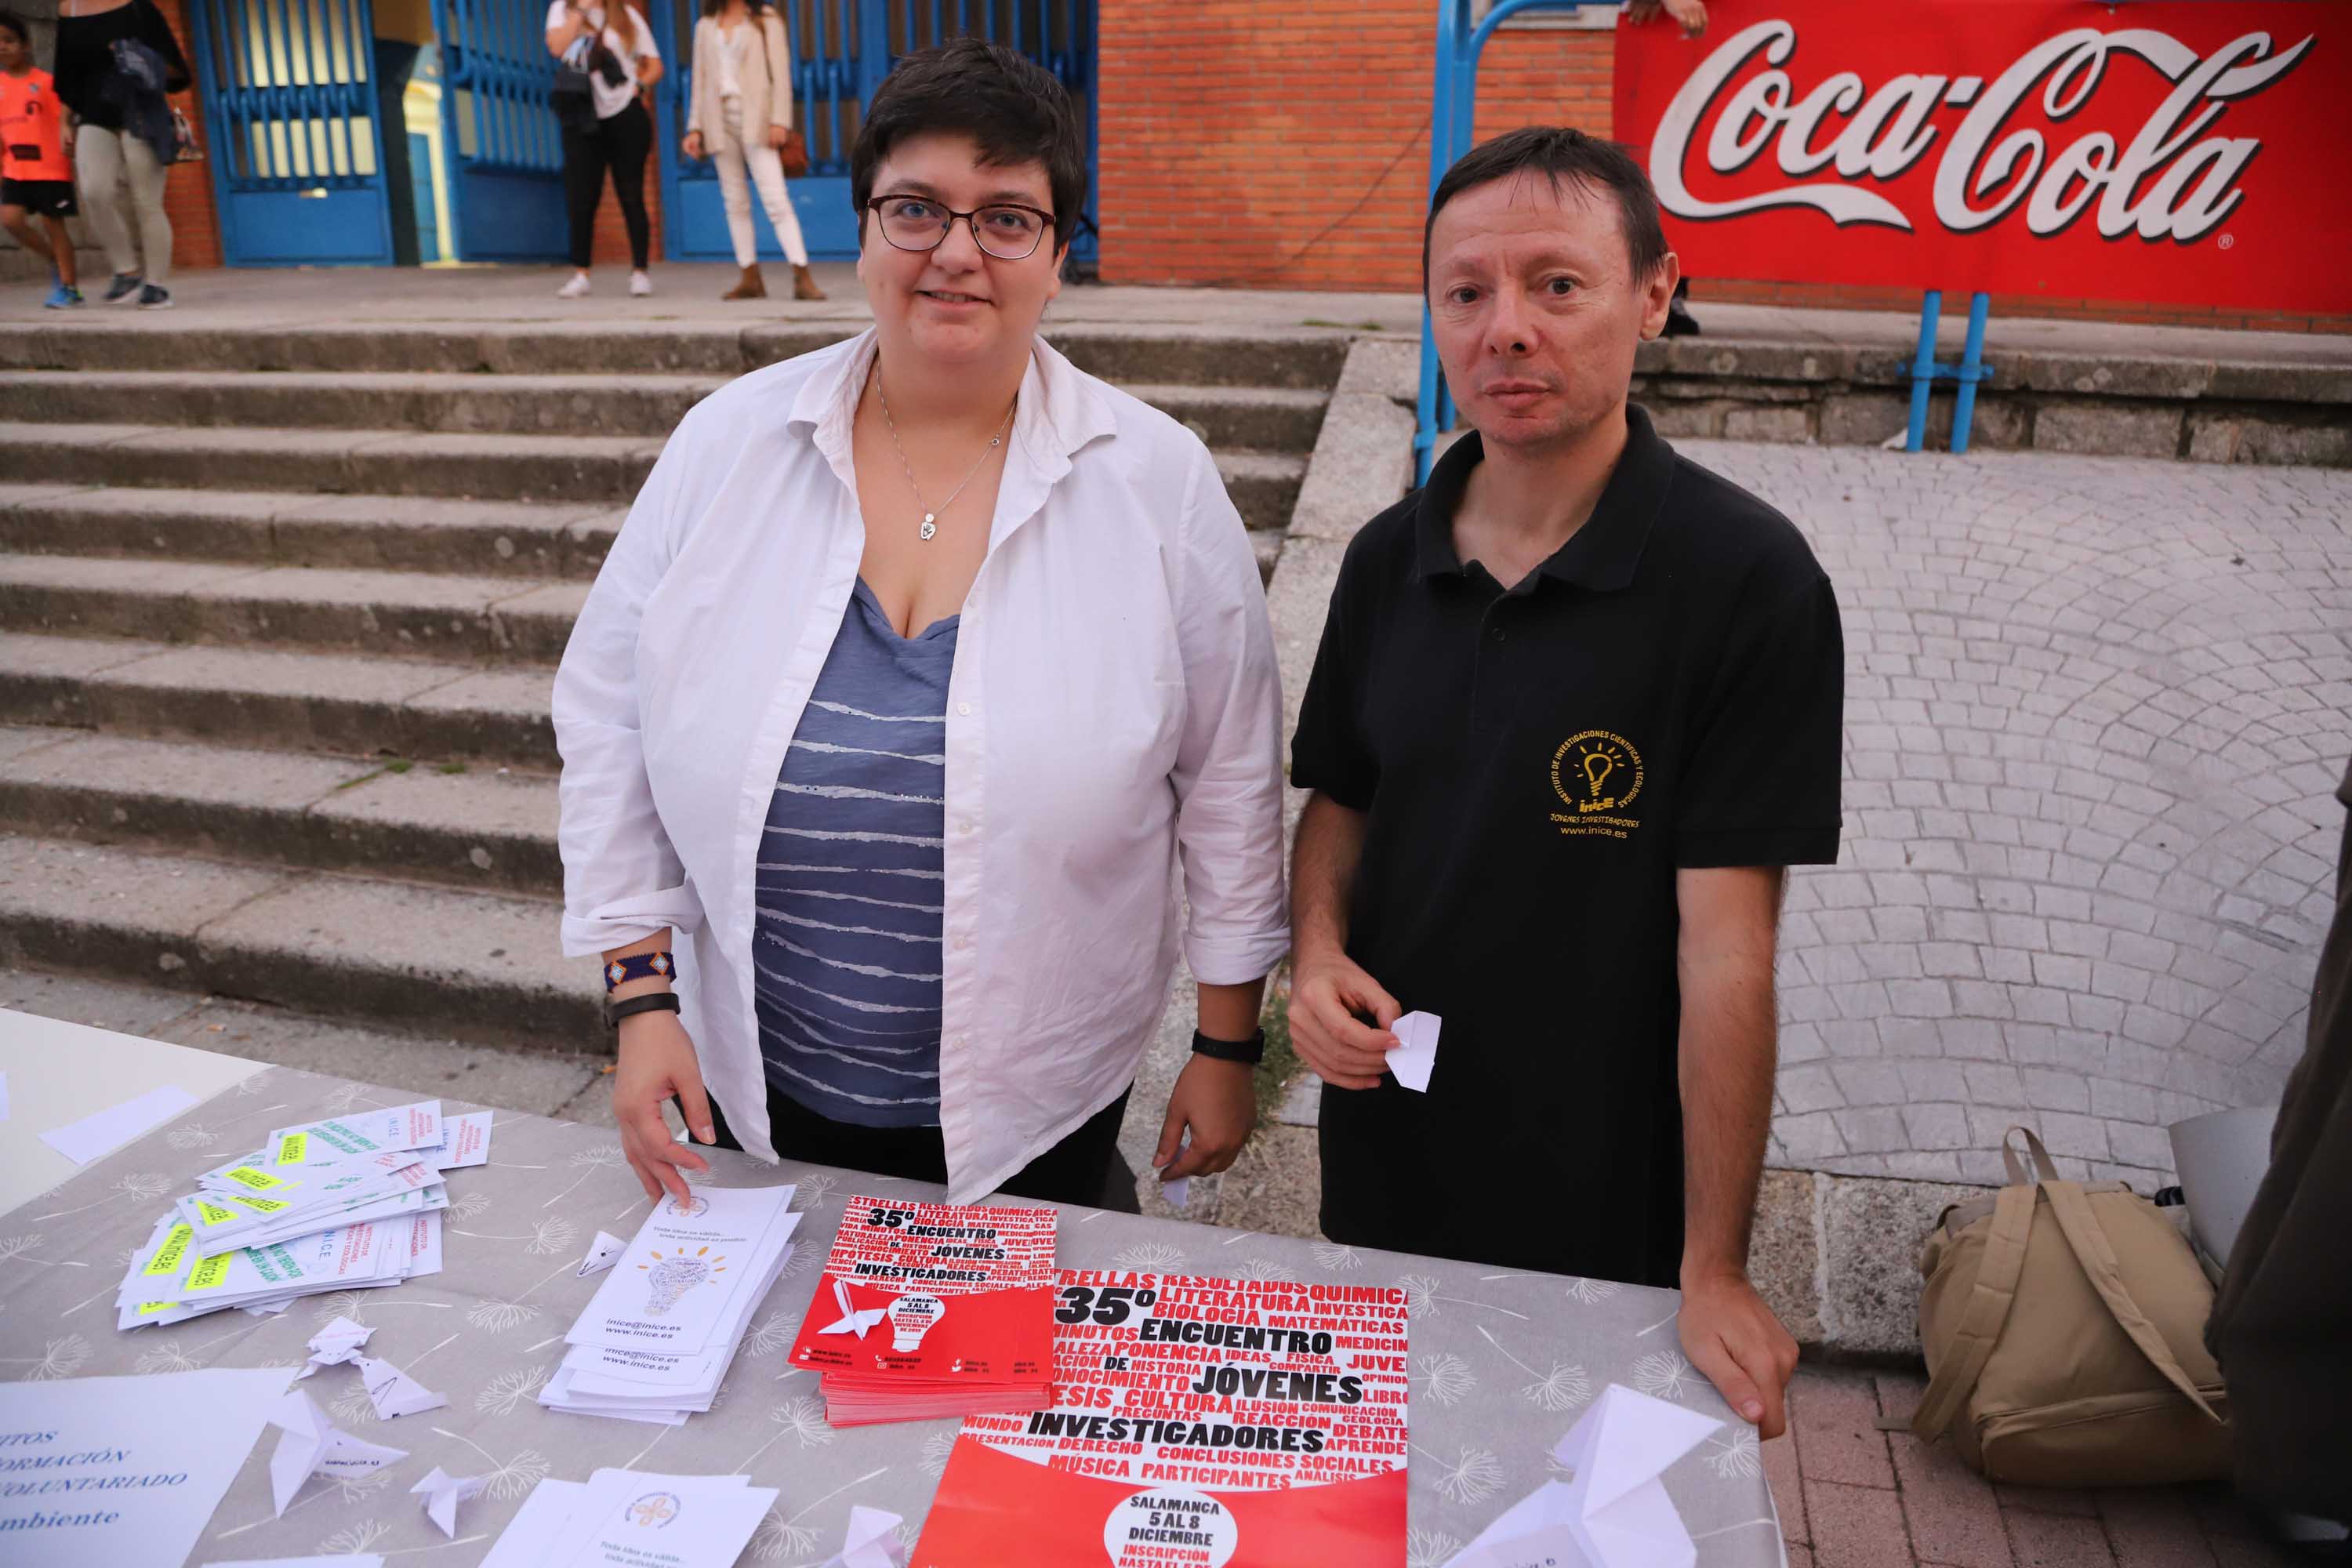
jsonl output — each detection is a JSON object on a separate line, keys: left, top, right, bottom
{"left": 1417, "top": 0, "right": 1618, "bottom": 483}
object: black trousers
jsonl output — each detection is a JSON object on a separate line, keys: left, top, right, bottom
{"left": 561, "top": 99, "right": 652, "bottom": 269}
{"left": 686, "top": 1080, "right": 1142, "bottom": 1212}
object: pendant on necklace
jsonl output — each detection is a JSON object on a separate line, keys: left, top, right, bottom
{"left": 920, "top": 514, "right": 938, "bottom": 541}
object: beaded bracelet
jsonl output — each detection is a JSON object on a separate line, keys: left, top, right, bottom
{"left": 603, "top": 951, "right": 675, "bottom": 993}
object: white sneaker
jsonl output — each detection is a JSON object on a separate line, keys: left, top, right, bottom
{"left": 630, "top": 270, "right": 652, "bottom": 297}
{"left": 557, "top": 272, "right": 591, "bottom": 299}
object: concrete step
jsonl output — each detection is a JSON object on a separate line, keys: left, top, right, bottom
{"left": 0, "top": 424, "right": 1308, "bottom": 527}
{"left": 0, "top": 554, "right": 588, "bottom": 663}
{"left": 0, "top": 631, "right": 555, "bottom": 768}
{"left": 0, "top": 830, "right": 597, "bottom": 1047}
{"left": 0, "top": 371, "right": 1330, "bottom": 451}
{"left": 0, "top": 485, "right": 623, "bottom": 581}
{"left": 0, "top": 724, "right": 560, "bottom": 897}
{"left": 0, "top": 320, "right": 1355, "bottom": 390}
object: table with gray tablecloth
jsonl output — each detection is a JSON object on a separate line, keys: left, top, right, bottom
{"left": 0, "top": 1064, "right": 1787, "bottom": 1566}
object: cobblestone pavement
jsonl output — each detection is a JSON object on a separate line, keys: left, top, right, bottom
{"left": 1772, "top": 1367, "right": 2307, "bottom": 1568}
{"left": 1674, "top": 443, "right": 2352, "bottom": 1189}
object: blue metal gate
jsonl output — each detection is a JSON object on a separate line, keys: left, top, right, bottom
{"left": 191, "top": 0, "right": 396, "bottom": 265}
{"left": 431, "top": 0, "right": 570, "bottom": 260}
{"left": 656, "top": 0, "right": 1095, "bottom": 266}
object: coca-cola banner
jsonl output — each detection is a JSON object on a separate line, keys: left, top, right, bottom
{"left": 1612, "top": 0, "right": 2349, "bottom": 314}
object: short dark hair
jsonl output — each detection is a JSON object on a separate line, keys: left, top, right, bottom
{"left": 1423, "top": 125, "right": 1668, "bottom": 288}
{"left": 851, "top": 38, "right": 1087, "bottom": 253}
{"left": 0, "top": 10, "right": 29, "bottom": 45}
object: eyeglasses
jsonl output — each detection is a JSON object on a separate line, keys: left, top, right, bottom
{"left": 866, "top": 195, "right": 1056, "bottom": 261}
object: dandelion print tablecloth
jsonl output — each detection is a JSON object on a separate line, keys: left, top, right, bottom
{"left": 0, "top": 1065, "right": 1787, "bottom": 1566}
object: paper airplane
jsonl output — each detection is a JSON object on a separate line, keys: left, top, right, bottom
{"left": 1444, "top": 1384, "right": 1722, "bottom": 1568}
{"left": 575, "top": 1229, "right": 627, "bottom": 1278}
{"left": 824, "top": 1504, "right": 908, "bottom": 1568}
{"left": 818, "top": 1278, "right": 887, "bottom": 1339}
{"left": 266, "top": 1390, "right": 408, "bottom": 1516}
{"left": 1388, "top": 1011, "right": 1443, "bottom": 1092}
{"left": 410, "top": 1465, "right": 488, "bottom": 1537}
{"left": 357, "top": 1354, "right": 447, "bottom": 1419}
{"left": 297, "top": 1316, "right": 374, "bottom": 1378}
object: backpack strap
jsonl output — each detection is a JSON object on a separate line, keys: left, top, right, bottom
{"left": 2001, "top": 1125, "right": 2060, "bottom": 1186}
{"left": 2039, "top": 1179, "right": 2226, "bottom": 1425}
{"left": 1911, "top": 1181, "right": 2036, "bottom": 1442}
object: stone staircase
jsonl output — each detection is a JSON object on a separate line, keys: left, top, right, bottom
{"left": 0, "top": 321, "right": 1340, "bottom": 1047}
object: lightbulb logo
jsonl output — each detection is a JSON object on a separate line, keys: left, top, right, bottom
{"left": 1552, "top": 731, "right": 1643, "bottom": 817}
{"left": 637, "top": 1245, "right": 725, "bottom": 1316}
{"left": 887, "top": 1292, "right": 946, "bottom": 1352}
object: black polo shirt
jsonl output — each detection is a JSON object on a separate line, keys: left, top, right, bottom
{"left": 1291, "top": 405, "right": 1842, "bottom": 1287}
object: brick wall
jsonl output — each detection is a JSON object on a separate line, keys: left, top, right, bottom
{"left": 1092, "top": 2, "right": 2346, "bottom": 334}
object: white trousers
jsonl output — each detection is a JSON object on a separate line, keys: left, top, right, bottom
{"left": 713, "top": 96, "right": 808, "bottom": 267}
{"left": 75, "top": 125, "right": 172, "bottom": 285}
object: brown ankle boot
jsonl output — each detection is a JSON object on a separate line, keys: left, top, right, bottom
{"left": 792, "top": 263, "right": 826, "bottom": 301}
{"left": 722, "top": 265, "right": 765, "bottom": 301}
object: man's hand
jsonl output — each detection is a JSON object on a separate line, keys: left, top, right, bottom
{"left": 612, "top": 1010, "right": 714, "bottom": 1205}
{"left": 1679, "top": 1266, "right": 1798, "bottom": 1438}
{"left": 681, "top": 129, "right": 704, "bottom": 160}
{"left": 1156, "top": 1055, "right": 1256, "bottom": 1181}
{"left": 764, "top": 122, "right": 793, "bottom": 149}
{"left": 1628, "top": 0, "right": 1707, "bottom": 37}
{"left": 1288, "top": 950, "right": 1401, "bottom": 1090}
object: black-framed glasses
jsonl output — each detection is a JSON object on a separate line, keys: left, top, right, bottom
{"left": 866, "top": 195, "right": 1056, "bottom": 261}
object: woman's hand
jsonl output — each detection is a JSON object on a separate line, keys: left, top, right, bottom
{"left": 681, "top": 129, "right": 705, "bottom": 159}
{"left": 613, "top": 1009, "right": 715, "bottom": 1204}
{"left": 1154, "top": 1055, "right": 1256, "bottom": 1182}
{"left": 1287, "top": 949, "right": 1400, "bottom": 1090}
{"left": 764, "top": 122, "right": 792, "bottom": 149}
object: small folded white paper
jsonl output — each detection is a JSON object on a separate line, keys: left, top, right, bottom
{"left": 1444, "top": 1383, "right": 1722, "bottom": 1568}
{"left": 575, "top": 1229, "right": 627, "bottom": 1278}
{"left": 266, "top": 1391, "right": 408, "bottom": 1516}
{"left": 826, "top": 1504, "right": 909, "bottom": 1568}
{"left": 297, "top": 1316, "right": 374, "bottom": 1377}
{"left": 1160, "top": 1134, "right": 1191, "bottom": 1210}
{"left": 410, "top": 1465, "right": 488, "bottom": 1538}
{"left": 818, "top": 1277, "right": 887, "bottom": 1339}
{"left": 1387, "top": 1011, "right": 1443, "bottom": 1092}
{"left": 356, "top": 1355, "right": 447, "bottom": 1419}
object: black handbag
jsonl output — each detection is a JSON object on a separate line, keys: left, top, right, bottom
{"left": 550, "top": 17, "right": 627, "bottom": 130}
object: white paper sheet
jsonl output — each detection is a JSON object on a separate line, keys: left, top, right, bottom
{"left": 0, "top": 1368, "right": 292, "bottom": 1568}
{"left": 38, "top": 1083, "right": 200, "bottom": 1163}
{"left": 0, "top": 1069, "right": 9, "bottom": 1121}
{"left": 411, "top": 1466, "right": 488, "bottom": 1537}
{"left": 1387, "top": 1010, "right": 1443, "bottom": 1092}
{"left": 829, "top": 1504, "right": 909, "bottom": 1568}
{"left": 204, "top": 1557, "right": 384, "bottom": 1567}
{"left": 547, "top": 1468, "right": 776, "bottom": 1567}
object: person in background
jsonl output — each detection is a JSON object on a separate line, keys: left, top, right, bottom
{"left": 1288, "top": 126, "right": 1841, "bottom": 1439}
{"left": 50, "top": 0, "right": 185, "bottom": 308}
{"left": 555, "top": 39, "right": 1287, "bottom": 1214}
{"left": 546, "top": 0, "right": 661, "bottom": 299}
{"left": 684, "top": 0, "right": 822, "bottom": 303}
{"left": 0, "top": 9, "right": 81, "bottom": 308}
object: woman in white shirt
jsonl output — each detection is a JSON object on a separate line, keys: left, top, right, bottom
{"left": 544, "top": 0, "right": 662, "bottom": 299}
{"left": 555, "top": 38, "right": 1290, "bottom": 1210}
{"left": 682, "top": 0, "right": 823, "bottom": 302}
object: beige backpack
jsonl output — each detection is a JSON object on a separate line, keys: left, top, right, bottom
{"left": 1908, "top": 1127, "right": 2230, "bottom": 1486}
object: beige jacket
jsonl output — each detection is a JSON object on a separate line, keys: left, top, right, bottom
{"left": 686, "top": 10, "right": 793, "bottom": 140}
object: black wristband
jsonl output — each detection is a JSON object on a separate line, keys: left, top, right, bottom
{"left": 1191, "top": 1027, "right": 1265, "bottom": 1065}
{"left": 607, "top": 991, "right": 681, "bottom": 1029}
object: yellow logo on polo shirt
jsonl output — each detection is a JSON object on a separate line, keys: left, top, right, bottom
{"left": 1550, "top": 731, "right": 1642, "bottom": 840}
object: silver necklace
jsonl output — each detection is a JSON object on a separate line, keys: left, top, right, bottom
{"left": 877, "top": 378, "right": 1015, "bottom": 541}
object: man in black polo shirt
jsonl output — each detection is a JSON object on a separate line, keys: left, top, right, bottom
{"left": 1289, "top": 126, "right": 1841, "bottom": 1439}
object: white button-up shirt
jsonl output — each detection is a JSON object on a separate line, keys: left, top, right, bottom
{"left": 554, "top": 330, "right": 1291, "bottom": 1200}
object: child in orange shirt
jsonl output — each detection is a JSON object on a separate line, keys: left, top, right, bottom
{"left": 0, "top": 9, "right": 81, "bottom": 308}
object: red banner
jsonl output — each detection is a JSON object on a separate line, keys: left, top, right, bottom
{"left": 1612, "top": 0, "right": 2350, "bottom": 314}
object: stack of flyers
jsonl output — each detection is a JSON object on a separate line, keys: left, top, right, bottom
{"left": 785, "top": 1194, "right": 1058, "bottom": 1425}
{"left": 539, "top": 1185, "right": 802, "bottom": 1425}
{"left": 479, "top": 1470, "right": 777, "bottom": 1568}
{"left": 112, "top": 1100, "right": 491, "bottom": 1329}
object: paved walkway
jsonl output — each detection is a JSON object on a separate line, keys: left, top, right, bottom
{"left": 1667, "top": 442, "right": 2352, "bottom": 1190}
{"left": 1773, "top": 1367, "right": 2305, "bottom": 1568}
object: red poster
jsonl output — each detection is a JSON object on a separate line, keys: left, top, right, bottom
{"left": 1612, "top": 0, "right": 2351, "bottom": 314}
{"left": 786, "top": 1196, "right": 1058, "bottom": 1422}
{"left": 916, "top": 1272, "right": 1412, "bottom": 1568}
